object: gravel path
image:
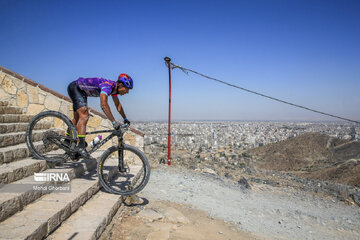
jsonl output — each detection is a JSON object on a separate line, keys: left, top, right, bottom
{"left": 139, "top": 166, "right": 360, "bottom": 240}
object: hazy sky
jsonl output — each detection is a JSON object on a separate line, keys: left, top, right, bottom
{"left": 1, "top": 0, "right": 359, "bottom": 122}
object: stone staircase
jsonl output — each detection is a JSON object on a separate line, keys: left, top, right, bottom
{"left": 0, "top": 101, "right": 131, "bottom": 240}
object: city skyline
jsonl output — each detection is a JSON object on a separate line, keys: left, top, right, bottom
{"left": 1, "top": 0, "right": 359, "bottom": 122}
{"left": 136, "top": 121, "right": 359, "bottom": 159}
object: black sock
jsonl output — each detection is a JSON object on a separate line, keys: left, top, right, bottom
{"left": 78, "top": 136, "right": 86, "bottom": 148}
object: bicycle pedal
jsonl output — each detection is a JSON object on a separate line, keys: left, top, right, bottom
{"left": 70, "top": 153, "right": 81, "bottom": 161}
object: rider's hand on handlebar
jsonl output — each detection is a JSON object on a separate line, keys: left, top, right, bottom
{"left": 124, "top": 118, "right": 131, "bottom": 126}
{"left": 112, "top": 121, "right": 121, "bottom": 130}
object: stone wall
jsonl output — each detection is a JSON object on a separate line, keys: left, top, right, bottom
{"left": 0, "top": 65, "right": 144, "bottom": 150}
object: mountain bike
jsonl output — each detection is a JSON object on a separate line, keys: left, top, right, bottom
{"left": 25, "top": 110, "right": 150, "bottom": 196}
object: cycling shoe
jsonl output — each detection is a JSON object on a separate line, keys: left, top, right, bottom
{"left": 77, "top": 147, "right": 95, "bottom": 160}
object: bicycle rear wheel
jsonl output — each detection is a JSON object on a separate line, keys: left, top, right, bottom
{"left": 98, "top": 145, "right": 151, "bottom": 196}
{"left": 26, "top": 111, "right": 78, "bottom": 163}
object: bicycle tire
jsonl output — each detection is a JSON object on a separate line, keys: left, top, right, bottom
{"left": 26, "top": 111, "right": 78, "bottom": 162}
{"left": 97, "top": 145, "right": 151, "bottom": 196}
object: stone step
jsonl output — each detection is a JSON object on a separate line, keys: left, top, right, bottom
{"left": 0, "top": 129, "right": 64, "bottom": 148}
{"left": 0, "top": 141, "right": 53, "bottom": 165}
{"left": 0, "top": 170, "right": 101, "bottom": 240}
{"left": 0, "top": 101, "right": 9, "bottom": 107}
{"left": 0, "top": 122, "right": 52, "bottom": 134}
{"left": 0, "top": 106, "right": 23, "bottom": 115}
{"left": 0, "top": 123, "right": 28, "bottom": 134}
{"left": 47, "top": 164, "right": 143, "bottom": 240}
{"left": 47, "top": 191, "right": 123, "bottom": 240}
{"left": 0, "top": 152, "right": 101, "bottom": 222}
{"left": 0, "top": 148, "right": 104, "bottom": 185}
{"left": 0, "top": 114, "right": 35, "bottom": 123}
{"left": 0, "top": 158, "right": 48, "bottom": 184}
{"left": 0, "top": 142, "right": 35, "bottom": 165}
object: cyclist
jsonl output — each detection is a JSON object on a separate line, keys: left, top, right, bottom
{"left": 67, "top": 73, "right": 133, "bottom": 159}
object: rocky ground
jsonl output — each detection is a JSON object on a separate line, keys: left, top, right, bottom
{"left": 147, "top": 133, "right": 360, "bottom": 207}
{"left": 101, "top": 165, "right": 360, "bottom": 240}
{"left": 100, "top": 133, "right": 360, "bottom": 239}
{"left": 155, "top": 154, "right": 360, "bottom": 207}
{"left": 100, "top": 200, "right": 256, "bottom": 240}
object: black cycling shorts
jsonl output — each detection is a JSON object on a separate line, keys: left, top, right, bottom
{"left": 67, "top": 81, "right": 88, "bottom": 111}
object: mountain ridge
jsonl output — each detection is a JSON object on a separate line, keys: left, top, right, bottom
{"left": 247, "top": 132, "right": 360, "bottom": 187}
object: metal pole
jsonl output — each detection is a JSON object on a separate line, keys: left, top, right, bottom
{"left": 164, "top": 57, "right": 172, "bottom": 166}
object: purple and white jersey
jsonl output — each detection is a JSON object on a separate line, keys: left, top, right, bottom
{"left": 75, "top": 77, "right": 118, "bottom": 97}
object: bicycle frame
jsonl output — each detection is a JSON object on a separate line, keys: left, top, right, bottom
{"left": 86, "top": 129, "right": 127, "bottom": 172}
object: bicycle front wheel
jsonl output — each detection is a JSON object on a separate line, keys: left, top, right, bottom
{"left": 98, "top": 145, "right": 151, "bottom": 196}
{"left": 26, "top": 111, "right": 77, "bottom": 163}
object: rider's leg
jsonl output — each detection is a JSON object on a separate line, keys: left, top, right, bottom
{"left": 67, "top": 81, "right": 92, "bottom": 159}
{"left": 76, "top": 106, "right": 89, "bottom": 148}
{"left": 68, "top": 106, "right": 92, "bottom": 159}
{"left": 72, "top": 111, "right": 79, "bottom": 128}
{"left": 75, "top": 106, "right": 93, "bottom": 159}
{"left": 67, "top": 81, "right": 84, "bottom": 138}
{"left": 66, "top": 111, "right": 79, "bottom": 137}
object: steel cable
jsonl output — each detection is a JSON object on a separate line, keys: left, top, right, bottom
{"left": 168, "top": 62, "right": 360, "bottom": 125}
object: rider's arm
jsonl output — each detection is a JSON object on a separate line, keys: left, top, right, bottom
{"left": 112, "top": 97, "right": 127, "bottom": 120}
{"left": 100, "top": 93, "right": 116, "bottom": 122}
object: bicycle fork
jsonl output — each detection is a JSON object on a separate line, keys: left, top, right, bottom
{"left": 118, "top": 137, "right": 128, "bottom": 173}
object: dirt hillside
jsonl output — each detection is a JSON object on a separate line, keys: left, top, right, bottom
{"left": 247, "top": 132, "right": 360, "bottom": 187}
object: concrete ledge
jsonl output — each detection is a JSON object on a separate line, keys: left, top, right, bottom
{"left": 0, "top": 66, "right": 72, "bottom": 103}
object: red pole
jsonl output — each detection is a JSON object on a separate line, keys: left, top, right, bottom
{"left": 165, "top": 57, "right": 172, "bottom": 166}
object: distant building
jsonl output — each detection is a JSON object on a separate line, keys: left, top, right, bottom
{"left": 350, "top": 127, "right": 356, "bottom": 140}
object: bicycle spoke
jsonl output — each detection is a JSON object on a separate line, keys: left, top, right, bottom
{"left": 98, "top": 145, "right": 150, "bottom": 196}
{"left": 26, "top": 111, "right": 77, "bottom": 163}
